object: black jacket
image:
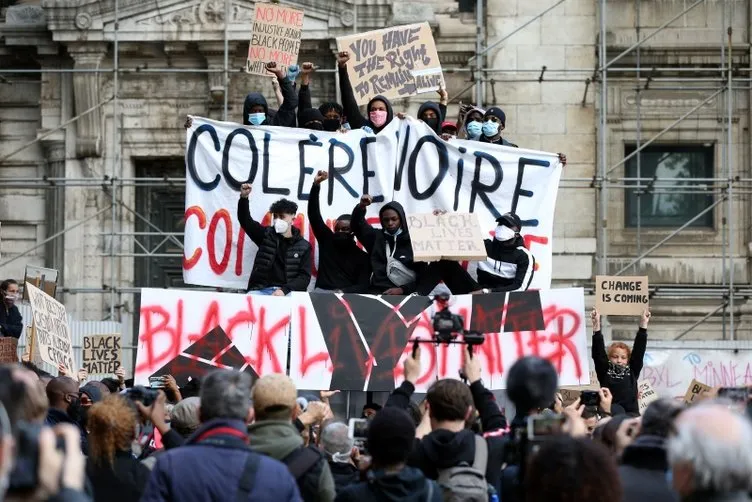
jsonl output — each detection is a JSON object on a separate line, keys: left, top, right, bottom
{"left": 86, "top": 450, "right": 151, "bottom": 502}
{"left": 45, "top": 408, "right": 88, "bottom": 455}
{"left": 619, "top": 435, "right": 680, "bottom": 502}
{"left": 297, "top": 84, "right": 312, "bottom": 127}
{"left": 237, "top": 198, "right": 312, "bottom": 293}
{"left": 592, "top": 328, "right": 647, "bottom": 415}
{"left": 309, "top": 184, "right": 370, "bottom": 293}
{"left": 351, "top": 201, "right": 419, "bottom": 294}
{"left": 243, "top": 77, "right": 298, "bottom": 127}
{"left": 0, "top": 302, "right": 22, "bottom": 338}
{"left": 480, "top": 135, "right": 519, "bottom": 147}
{"left": 338, "top": 66, "right": 394, "bottom": 134}
{"left": 335, "top": 467, "right": 441, "bottom": 502}
{"left": 328, "top": 461, "right": 360, "bottom": 494}
{"left": 477, "top": 236, "right": 535, "bottom": 292}
{"left": 417, "top": 101, "right": 446, "bottom": 134}
{"left": 385, "top": 380, "right": 507, "bottom": 495}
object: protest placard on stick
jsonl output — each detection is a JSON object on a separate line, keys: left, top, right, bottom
{"left": 0, "top": 338, "right": 18, "bottom": 364}
{"left": 407, "top": 212, "right": 486, "bottom": 262}
{"left": 82, "top": 334, "right": 122, "bottom": 374}
{"left": 595, "top": 275, "right": 649, "bottom": 315}
{"left": 245, "top": 3, "right": 304, "bottom": 75}
{"left": 336, "top": 22, "right": 444, "bottom": 105}
{"left": 26, "top": 282, "right": 75, "bottom": 373}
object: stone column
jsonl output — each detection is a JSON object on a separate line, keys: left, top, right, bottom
{"left": 40, "top": 139, "right": 66, "bottom": 281}
{"left": 200, "top": 43, "right": 236, "bottom": 121}
{"left": 67, "top": 42, "right": 107, "bottom": 158}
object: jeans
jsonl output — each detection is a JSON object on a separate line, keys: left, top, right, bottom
{"left": 248, "top": 287, "right": 287, "bottom": 296}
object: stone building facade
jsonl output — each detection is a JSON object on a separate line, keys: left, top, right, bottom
{"left": 0, "top": 0, "right": 749, "bottom": 342}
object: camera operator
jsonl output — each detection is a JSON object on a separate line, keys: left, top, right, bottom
{"left": 385, "top": 347, "right": 506, "bottom": 496}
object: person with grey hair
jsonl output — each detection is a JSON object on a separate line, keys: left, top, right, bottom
{"left": 320, "top": 422, "right": 359, "bottom": 493}
{"left": 619, "top": 398, "right": 683, "bottom": 502}
{"left": 141, "top": 370, "right": 301, "bottom": 502}
{"left": 667, "top": 401, "right": 752, "bottom": 502}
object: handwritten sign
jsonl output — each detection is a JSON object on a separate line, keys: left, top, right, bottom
{"left": 406, "top": 213, "right": 486, "bottom": 262}
{"left": 25, "top": 282, "right": 75, "bottom": 373}
{"left": 638, "top": 380, "right": 659, "bottom": 414}
{"left": 683, "top": 378, "right": 712, "bottom": 404}
{"left": 336, "top": 22, "right": 444, "bottom": 105}
{"left": 82, "top": 334, "right": 121, "bottom": 375}
{"left": 0, "top": 338, "right": 18, "bottom": 364}
{"left": 246, "top": 3, "right": 304, "bottom": 75}
{"left": 595, "top": 275, "right": 649, "bottom": 315}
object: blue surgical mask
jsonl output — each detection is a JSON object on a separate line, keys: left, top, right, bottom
{"left": 385, "top": 227, "right": 402, "bottom": 237}
{"left": 248, "top": 112, "right": 265, "bottom": 126}
{"left": 482, "top": 120, "right": 500, "bottom": 137}
{"left": 466, "top": 121, "right": 482, "bottom": 139}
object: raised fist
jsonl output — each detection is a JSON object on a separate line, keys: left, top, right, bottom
{"left": 265, "top": 61, "right": 285, "bottom": 78}
{"left": 302, "top": 62, "right": 315, "bottom": 74}
{"left": 314, "top": 170, "right": 329, "bottom": 185}
{"left": 359, "top": 194, "right": 373, "bottom": 207}
{"left": 337, "top": 51, "right": 350, "bottom": 68}
{"left": 240, "top": 183, "right": 252, "bottom": 198}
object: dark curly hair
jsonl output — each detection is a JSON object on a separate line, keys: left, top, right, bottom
{"left": 525, "top": 435, "right": 622, "bottom": 502}
{"left": 319, "top": 102, "right": 343, "bottom": 118}
{"left": 269, "top": 198, "right": 298, "bottom": 216}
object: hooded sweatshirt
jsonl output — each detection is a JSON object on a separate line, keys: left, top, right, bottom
{"left": 477, "top": 235, "right": 535, "bottom": 292}
{"left": 351, "top": 201, "right": 420, "bottom": 294}
{"left": 248, "top": 420, "right": 336, "bottom": 502}
{"left": 243, "top": 75, "right": 298, "bottom": 127}
{"left": 417, "top": 101, "right": 445, "bottom": 134}
{"left": 338, "top": 65, "right": 394, "bottom": 134}
{"left": 309, "top": 183, "right": 371, "bottom": 293}
{"left": 334, "top": 467, "right": 441, "bottom": 502}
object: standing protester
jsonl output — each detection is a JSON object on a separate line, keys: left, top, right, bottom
{"left": 591, "top": 308, "right": 650, "bottom": 416}
{"left": 309, "top": 171, "right": 370, "bottom": 293}
{"left": 0, "top": 279, "right": 22, "bottom": 339}
{"left": 45, "top": 376, "right": 88, "bottom": 454}
{"left": 243, "top": 62, "right": 299, "bottom": 127}
{"left": 319, "top": 102, "right": 346, "bottom": 132}
{"left": 85, "top": 395, "right": 151, "bottom": 502}
{"left": 476, "top": 212, "right": 535, "bottom": 293}
{"left": 237, "top": 183, "right": 312, "bottom": 295}
{"left": 319, "top": 422, "right": 360, "bottom": 494}
{"left": 457, "top": 105, "right": 485, "bottom": 141}
{"left": 668, "top": 402, "right": 752, "bottom": 502}
{"left": 299, "top": 108, "right": 327, "bottom": 131}
{"left": 335, "top": 407, "right": 442, "bottom": 502}
{"left": 337, "top": 52, "right": 394, "bottom": 134}
{"left": 479, "top": 107, "right": 518, "bottom": 147}
{"left": 441, "top": 121, "right": 458, "bottom": 138}
{"left": 620, "top": 399, "right": 683, "bottom": 502}
{"left": 248, "top": 373, "right": 336, "bottom": 502}
{"left": 142, "top": 370, "right": 301, "bottom": 502}
{"left": 417, "top": 88, "right": 448, "bottom": 134}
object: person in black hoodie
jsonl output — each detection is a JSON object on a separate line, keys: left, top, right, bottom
{"left": 243, "top": 62, "right": 299, "bottom": 127}
{"left": 476, "top": 212, "right": 535, "bottom": 293}
{"left": 0, "top": 279, "right": 22, "bottom": 339}
{"left": 591, "top": 308, "right": 649, "bottom": 416}
{"left": 336, "top": 51, "right": 394, "bottom": 134}
{"left": 300, "top": 108, "right": 326, "bottom": 131}
{"left": 386, "top": 347, "right": 506, "bottom": 495}
{"left": 309, "top": 171, "right": 370, "bottom": 293}
{"left": 417, "top": 93, "right": 448, "bottom": 135}
{"left": 237, "top": 183, "right": 311, "bottom": 295}
{"left": 351, "top": 196, "right": 480, "bottom": 295}
{"left": 335, "top": 407, "right": 441, "bottom": 502}
{"left": 619, "top": 398, "right": 683, "bottom": 502}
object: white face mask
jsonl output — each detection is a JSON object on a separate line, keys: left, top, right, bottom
{"left": 494, "top": 225, "right": 516, "bottom": 241}
{"left": 274, "top": 218, "right": 290, "bottom": 234}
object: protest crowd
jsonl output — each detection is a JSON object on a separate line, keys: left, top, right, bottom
{"left": 1, "top": 13, "right": 751, "bottom": 502}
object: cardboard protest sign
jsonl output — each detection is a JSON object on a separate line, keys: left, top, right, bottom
{"left": 683, "top": 378, "right": 712, "bottom": 404}
{"left": 183, "top": 117, "right": 563, "bottom": 291}
{"left": 407, "top": 213, "right": 486, "bottom": 262}
{"left": 246, "top": 3, "right": 304, "bottom": 75}
{"left": 336, "top": 22, "right": 443, "bottom": 105}
{"left": 595, "top": 275, "right": 649, "bottom": 315}
{"left": 82, "top": 335, "right": 121, "bottom": 374}
{"left": 25, "top": 282, "right": 75, "bottom": 373}
{"left": 0, "top": 338, "right": 18, "bottom": 364}
{"left": 638, "top": 380, "right": 659, "bottom": 413}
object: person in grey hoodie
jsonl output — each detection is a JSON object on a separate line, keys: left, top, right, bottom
{"left": 248, "top": 374, "right": 336, "bottom": 502}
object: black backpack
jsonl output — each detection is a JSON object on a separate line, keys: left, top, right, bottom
{"left": 281, "top": 445, "right": 327, "bottom": 502}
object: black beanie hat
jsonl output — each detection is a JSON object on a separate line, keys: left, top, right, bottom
{"left": 484, "top": 106, "right": 506, "bottom": 126}
{"left": 299, "top": 108, "right": 325, "bottom": 127}
{"left": 367, "top": 407, "right": 415, "bottom": 466}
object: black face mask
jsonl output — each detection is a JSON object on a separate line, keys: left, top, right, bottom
{"left": 67, "top": 396, "right": 82, "bottom": 423}
{"left": 424, "top": 117, "right": 439, "bottom": 131}
{"left": 333, "top": 232, "right": 353, "bottom": 244}
{"left": 323, "top": 118, "right": 341, "bottom": 132}
{"left": 305, "top": 122, "right": 324, "bottom": 131}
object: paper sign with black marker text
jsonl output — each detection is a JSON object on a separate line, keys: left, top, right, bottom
{"left": 246, "top": 3, "right": 304, "bottom": 75}
{"left": 595, "top": 275, "right": 649, "bottom": 315}
{"left": 82, "top": 334, "right": 122, "bottom": 375}
{"left": 638, "top": 380, "right": 659, "bottom": 413}
{"left": 26, "top": 282, "right": 75, "bottom": 373}
{"left": 683, "top": 378, "right": 712, "bottom": 404}
{"left": 407, "top": 213, "right": 486, "bottom": 262}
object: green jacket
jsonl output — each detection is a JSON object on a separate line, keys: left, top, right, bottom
{"left": 248, "top": 420, "right": 336, "bottom": 502}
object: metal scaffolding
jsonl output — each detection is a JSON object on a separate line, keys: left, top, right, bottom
{"left": 0, "top": 0, "right": 747, "bottom": 341}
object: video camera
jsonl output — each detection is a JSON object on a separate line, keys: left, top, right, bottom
{"left": 411, "top": 294, "right": 485, "bottom": 356}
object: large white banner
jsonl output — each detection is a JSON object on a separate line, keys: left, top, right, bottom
{"left": 184, "top": 117, "right": 563, "bottom": 290}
